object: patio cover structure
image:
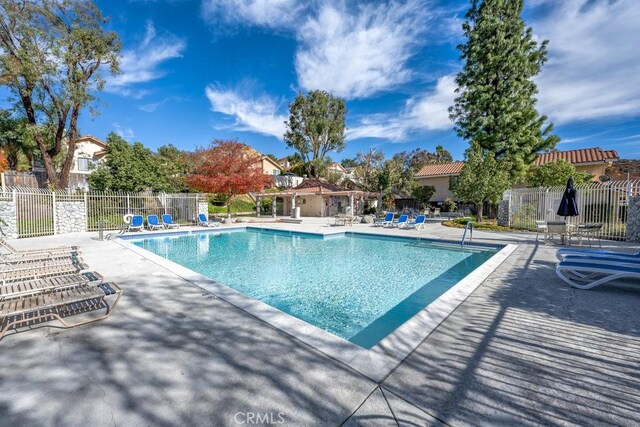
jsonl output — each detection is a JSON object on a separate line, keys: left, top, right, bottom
{"left": 254, "top": 179, "right": 377, "bottom": 217}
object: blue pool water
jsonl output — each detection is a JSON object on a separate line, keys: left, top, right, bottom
{"left": 129, "top": 228, "right": 498, "bottom": 348}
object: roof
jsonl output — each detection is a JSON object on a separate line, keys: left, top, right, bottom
{"left": 76, "top": 135, "right": 107, "bottom": 148}
{"left": 415, "top": 162, "right": 465, "bottom": 177}
{"left": 534, "top": 148, "right": 619, "bottom": 166}
{"left": 261, "top": 155, "right": 283, "bottom": 171}
{"left": 291, "top": 178, "right": 347, "bottom": 193}
{"left": 415, "top": 148, "right": 620, "bottom": 178}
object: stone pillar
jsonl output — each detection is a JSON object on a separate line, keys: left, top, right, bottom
{"left": 272, "top": 196, "right": 277, "bottom": 218}
{"left": 627, "top": 196, "right": 640, "bottom": 242}
{"left": 55, "top": 198, "right": 87, "bottom": 234}
{"left": 0, "top": 192, "right": 18, "bottom": 239}
{"left": 290, "top": 193, "right": 296, "bottom": 218}
{"left": 256, "top": 196, "right": 261, "bottom": 217}
{"left": 349, "top": 193, "right": 354, "bottom": 214}
{"left": 497, "top": 199, "right": 511, "bottom": 227}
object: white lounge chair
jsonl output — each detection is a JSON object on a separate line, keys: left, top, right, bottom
{"left": 373, "top": 212, "right": 394, "bottom": 227}
{"left": 405, "top": 215, "right": 426, "bottom": 230}
{"left": 556, "top": 259, "right": 640, "bottom": 289}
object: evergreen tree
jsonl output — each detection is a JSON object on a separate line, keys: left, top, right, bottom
{"left": 449, "top": 0, "right": 559, "bottom": 183}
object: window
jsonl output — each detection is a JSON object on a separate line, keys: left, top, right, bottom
{"left": 272, "top": 169, "right": 280, "bottom": 176}
{"left": 77, "top": 157, "right": 90, "bottom": 171}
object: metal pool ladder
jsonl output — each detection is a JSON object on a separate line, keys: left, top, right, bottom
{"left": 461, "top": 222, "right": 473, "bottom": 247}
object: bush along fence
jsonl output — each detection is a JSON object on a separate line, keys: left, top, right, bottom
{"left": 497, "top": 180, "right": 640, "bottom": 241}
{"left": 0, "top": 187, "right": 209, "bottom": 239}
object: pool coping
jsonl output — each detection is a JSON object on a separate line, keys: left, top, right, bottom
{"left": 116, "top": 226, "right": 517, "bottom": 382}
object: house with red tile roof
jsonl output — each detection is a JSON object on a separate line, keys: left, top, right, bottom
{"left": 415, "top": 148, "right": 619, "bottom": 202}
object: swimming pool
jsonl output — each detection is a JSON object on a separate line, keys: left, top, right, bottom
{"left": 128, "top": 228, "right": 500, "bottom": 348}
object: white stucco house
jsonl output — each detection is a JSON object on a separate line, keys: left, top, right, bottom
{"left": 71, "top": 135, "right": 108, "bottom": 174}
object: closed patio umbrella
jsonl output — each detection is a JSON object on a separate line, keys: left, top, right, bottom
{"left": 557, "top": 176, "right": 579, "bottom": 219}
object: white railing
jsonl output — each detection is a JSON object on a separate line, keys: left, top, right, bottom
{"left": 0, "top": 187, "right": 203, "bottom": 238}
{"left": 506, "top": 180, "right": 640, "bottom": 240}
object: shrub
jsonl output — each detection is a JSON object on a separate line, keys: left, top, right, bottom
{"left": 443, "top": 198, "right": 457, "bottom": 212}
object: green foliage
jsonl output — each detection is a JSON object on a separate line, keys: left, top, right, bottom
{"left": 449, "top": 0, "right": 559, "bottom": 184}
{"left": 284, "top": 90, "right": 347, "bottom": 177}
{"left": 354, "top": 148, "right": 385, "bottom": 192}
{"left": 412, "top": 185, "right": 436, "bottom": 208}
{"left": 88, "top": 133, "right": 174, "bottom": 192}
{"left": 208, "top": 196, "right": 255, "bottom": 214}
{"left": 341, "top": 158, "right": 359, "bottom": 168}
{"left": 443, "top": 217, "right": 511, "bottom": 231}
{"left": 391, "top": 145, "right": 454, "bottom": 174}
{"left": 452, "top": 142, "right": 509, "bottom": 221}
{"left": 529, "top": 159, "right": 593, "bottom": 187}
{"left": 157, "top": 144, "right": 191, "bottom": 191}
{"left": 443, "top": 198, "right": 457, "bottom": 212}
{"left": 0, "top": 0, "right": 121, "bottom": 188}
{"left": 0, "top": 110, "right": 36, "bottom": 170}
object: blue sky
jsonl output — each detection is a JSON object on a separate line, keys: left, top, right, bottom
{"left": 71, "top": 0, "right": 640, "bottom": 160}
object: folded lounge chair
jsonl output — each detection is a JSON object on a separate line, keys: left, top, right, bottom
{"left": 373, "top": 213, "right": 395, "bottom": 227}
{"left": 556, "top": 248, "right": 639, "bottom": 262}
{"left": 161, "top": 214, "right": 180, "bottom": 229}
{"left": 390, "top": 214, "right": 409, "bottom": 228}
{"left": 556, "top": 260, "right": 640, "bottom": 290}
{"left": 146, "top": 215, "right": 165, "bottom": 231}
{"left": 406, "top": 215, "right": 426, "bottom": 230}
{"left": 0, "top": 255, "right": 85, "bottom": 272}
{"left": 1, "top": 250, "right": 80, "bottom": 264}
{"left": 198, "top": 213, "right": 220, "bottom": 227}
{"left": 0, "top": 281, "right": 122, "bottom": 340}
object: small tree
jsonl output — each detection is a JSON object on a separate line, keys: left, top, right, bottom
{"left": 412, "top": 185, "right": 436, "bottom": 209}
{"left": 284, "top": 90, "right": 347, "bottom": 177}
{"left": 529, "top": 159, "right": 593, "bottom": 187}
{"left": 452, "top": 142, "right": 509, "bottom": 221}
{"left": 0, "top": 0, "right": 120, "bottom": 189}
{"left": 187, "top": 140, "right": 273, "bottom": 215}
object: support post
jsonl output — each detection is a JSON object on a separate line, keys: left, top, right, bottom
{"left": 272, "top": 196, "right": 277, "bottom": 218}
{"left": 256, "top": 196, "right": 261, "bottom": 217}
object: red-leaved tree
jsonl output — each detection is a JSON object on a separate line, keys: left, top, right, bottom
{"left": 187, "top": 140, "right": 274, "bottom": 215}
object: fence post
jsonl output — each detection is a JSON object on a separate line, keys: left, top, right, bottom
{"left": 84, "top": 192, "right": 89, "bottom": 232}
{"left": 52, "top": 191, "right": 57, "bottom": 235}
{"left": 126, "top": 194, "right": 130, "bottom": 214}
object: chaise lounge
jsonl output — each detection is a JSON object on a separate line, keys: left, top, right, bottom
{"left": 162, "top": 214, "right": 180, "bottom": 229}
{"left": 146, "top": 215, "right": 165, "bottom": 231}
{"left": 556, "top": 259, "right": 640, "bottom": 289}
{"left": 198, "top": 213, "right": 220, "bottom": 227}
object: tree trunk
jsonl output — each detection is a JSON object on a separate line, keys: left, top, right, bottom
{"left": 476, "top": 202, "right": 484, "bottom": 222}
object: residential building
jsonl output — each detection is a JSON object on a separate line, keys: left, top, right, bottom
{"left": 72, "top": 135, "right": 108, "bottom": 174}
{"left": 415, "top": 147, "right": 620, "bottom": 202}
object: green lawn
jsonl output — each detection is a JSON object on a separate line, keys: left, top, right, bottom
{"left": 209, "top": 197, "right": 256, "bottom": 214}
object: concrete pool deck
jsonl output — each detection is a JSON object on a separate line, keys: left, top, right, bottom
{"left": 1, "top": 219, "right": 639, "bottom": 425}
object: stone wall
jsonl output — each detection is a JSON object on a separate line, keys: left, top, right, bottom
{"left": 627, "top": 196, "right": 640, "bottom": 243}
{"left": 55, "top": 200, "right": 87, "bottom": 234}
{"left": 0, "top": 198, "right": 18, "bottom": 239}
{"left": 497, "top": 199, "right": 510, "bottom": 227}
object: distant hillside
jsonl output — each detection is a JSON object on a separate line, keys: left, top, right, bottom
{"left": 606, "top": 159, "right": 640, "bottom": 180}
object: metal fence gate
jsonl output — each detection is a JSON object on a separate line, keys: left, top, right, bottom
{"left": 14, "top": 188, "right": 55, "bottom": 238}
{"left": 506, "top": 180, "right": 640, "bottom": 240}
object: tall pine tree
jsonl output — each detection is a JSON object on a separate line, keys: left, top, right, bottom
{"left": 450, "top": 0, "right": 559, "bottom": 184}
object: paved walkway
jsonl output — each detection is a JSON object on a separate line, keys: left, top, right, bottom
{"left": 1, "top": 220, "right": 639, "bottom": 426}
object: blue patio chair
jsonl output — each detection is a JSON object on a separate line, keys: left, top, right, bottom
{"left": 556, "top": 248, "right": 639, "bottom": 262}
{"left": 406, "top": 215, "right": 426, "bottom": 230}
{"left": 127, "top": 215, "right": 144, "bottom": 232}
{"left": 198, "top": 213, "right": 220, "bottom": 227}
{"left": 161, "top": 214, "right": 180, "bottom": 229}
{"left": 390, "top": 214, "right": 408, "bottom": 228}
{"left": 373, "top": 212, "right": 394, "bottom": 227}
{"left": 146, "top": 215, "right": 164, "bottom": 231}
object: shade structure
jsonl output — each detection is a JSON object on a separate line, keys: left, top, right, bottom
{"left": 557, "top": 176, "right": 579, "bottom": 218}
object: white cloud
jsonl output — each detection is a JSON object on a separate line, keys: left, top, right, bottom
{"left": 533, "top": 0, "right": 640, "bottom": 123}
{"left": 348, "top": 74, "right": 456, "bottom": 140}
{"left": 295, "top": 1, "right": 428, "bottom": 99}
{"left": 201, "top": 0, "right": 306, "bottom": 29}
{"left": 205, "top": 85, "right": 287, "bottom": 138}
{"left": 105, "top": 21, "right": 186, "bottom": 97}
{"left": 114, "top": 123, "right": 135, "bottom": 140}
